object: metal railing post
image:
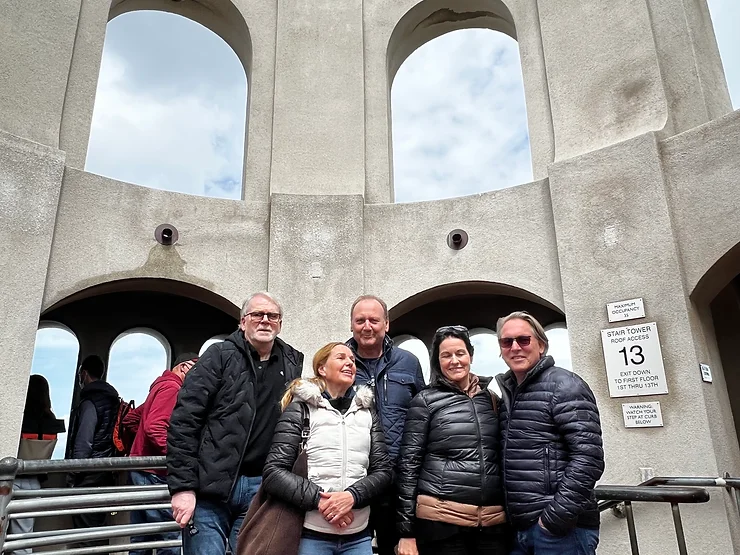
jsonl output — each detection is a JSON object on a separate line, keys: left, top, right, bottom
{"left": 0, "top": 456, "right": 19, "bottom": 552}
{"left": 671, "top": 502, "right": 688, "bottom": 555}
{"left": 624, "top": 501, "right": 640, "bottom": 555}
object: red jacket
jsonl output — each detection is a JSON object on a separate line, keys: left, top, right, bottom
{"left": 123, "top": 370, "right": 184, "bottom": 474}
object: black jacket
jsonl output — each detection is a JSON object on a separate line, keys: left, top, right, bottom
{"left": 496, "top": 356, "right": 605, "bottom": 536}
{"left": 396, "top": 376, "right": 503, "bottom": 537}
{"left": 262, "top": 391, "right": 393, "bottom": 511}
{"left": 166, "top": 331, "right": 303, "bottom": 501}
{"left": 347, "top": 336, "right": 426, "bottom": 463}
{"left": 66, "top": 380, "right": 119, "bottom": 460}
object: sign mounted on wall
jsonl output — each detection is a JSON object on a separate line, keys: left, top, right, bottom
{"left": 622, "top": 401, "right": 664, "bottom": 428}
{"left": 606, "top": 298, "right": 646, "bottom": 323}
{"left": 700, "top": 364, "right": 713, "bottom": 383}
{"left": 601, "top": 322, "right": 668, "bottom": 398}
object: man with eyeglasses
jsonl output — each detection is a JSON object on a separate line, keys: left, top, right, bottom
{"left": 167, "top": 292, "right": 304, "bottom": 555}
{"left": 346, "top": 295, "right": 426, "bottom": 555}
{"left": 495, "top": 311, "right": 604, "bottom": 555}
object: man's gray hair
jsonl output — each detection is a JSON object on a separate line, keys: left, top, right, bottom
{"left": 240, "top": 291, "right": 284, "bottom": 318}
{"left": 496, "top": 311, "right": 549, "bottom": 355}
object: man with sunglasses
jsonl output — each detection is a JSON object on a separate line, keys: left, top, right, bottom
{"left": 167, "top": 292, "right": 304, "bottom": 555}
{"left": 495, "top": 311, "right": 604, "bottom": 555}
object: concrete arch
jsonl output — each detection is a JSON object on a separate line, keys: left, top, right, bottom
{"left": 690, "top": 240, "right": 740, "bottom": 307}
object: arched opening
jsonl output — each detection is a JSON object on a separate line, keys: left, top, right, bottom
{"left": 85, "top": 9, "right": 249, "bottom": 199}
{"left": 28, "top": 324, "right": 80, "bottom": 459}
{"left": 199, "top": 334, "right": 228, "bottom": 356}
{"left": 108, "top": 328, "right": 170, "bottom": 405}
{"left": 395, "top": 335, "right": 430, "bottom": 383}
{"left": 389, "top": 4, "right": 532, "bottom": 202}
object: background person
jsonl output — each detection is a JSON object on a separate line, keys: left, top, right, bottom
{"left": 495, "top": 311, "right": 604, "bottom": 555}
{"left": 346, "top": 295, "right": 425, "bottom": 555}
{"left": 167, "top": 292, "right": 304, "bottom": 555}
{"left": 9, "top": 375, "right": 66, "bottom": 555}
{"left": 123, "top": 352, "right": 198, "bottom": 555}
{"left": 396, "top": 326, "right": 508, "bottom": 555}
{"left": 262, "top": 342, "right": 393, "bottom": 555}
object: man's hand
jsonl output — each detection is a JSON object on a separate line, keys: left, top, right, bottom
{"left": 318, "top": 491, "right": 355, "bottom": 524}
{"left": 397, "top": 537, "right": 418, "bottom": 555}
{"left": 171, "top": 490, "right": 196, "bottom": 528}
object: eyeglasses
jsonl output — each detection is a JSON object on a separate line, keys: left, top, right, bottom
{"left": 245, "top": 311, "right": 281, "bottom": 323}
{"left": 435, "top": 325, "right": 469, "bottom": 336}
{"left": 498, "top": 335, "right": 532, "bottom": 349}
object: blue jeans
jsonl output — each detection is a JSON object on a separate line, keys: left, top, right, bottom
{"left": 129, "top": 471, "right": 181, "bottom": 555}
{"left": 182, "top": 475, "right": 262, "bottom": 555}
{"left": 511, "top": 522, "right": 599, "bottom": 555}
{"left": 298, "top": 534, "right": 373, "bottom": 555}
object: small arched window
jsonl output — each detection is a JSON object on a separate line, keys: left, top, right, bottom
{"left": 395, "top": 335, "right": 431, "bottom": 384}
{"left": 108, "top": 328, "right": 170, "bottom": 406}
{"left": 200, "top": 334, "right": 228, "bottom": 356}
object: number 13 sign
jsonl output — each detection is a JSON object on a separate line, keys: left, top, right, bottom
{"left": 600, "top": 322, "right": 668, "bottom": 398}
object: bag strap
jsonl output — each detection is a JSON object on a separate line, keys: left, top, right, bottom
{"left": 299, "top": 402, "right": 310, "bottom": 450}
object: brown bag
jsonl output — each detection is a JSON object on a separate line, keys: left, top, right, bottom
{"left": 236, "top": 403, "right": 309, "bottom": 555}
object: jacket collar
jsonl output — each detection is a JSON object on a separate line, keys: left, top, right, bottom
{"left": 496, "top": 355, "right": 555, "bottom": 396}
{"left": 293, "top": 380, "right": 375, "bottom": 411}
{"left": 226, "top": 329, "right": 302, "bottom": 369}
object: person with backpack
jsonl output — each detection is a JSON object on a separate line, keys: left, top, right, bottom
{"left": 66, "top": 354, "right": 120, "bottom": 544}
{"left": 123, "top": 353, "right": 198, "bottom": 555}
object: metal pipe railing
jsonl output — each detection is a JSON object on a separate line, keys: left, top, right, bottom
{"left": 595, "top": 485, "right": 711, "bottom": 555}
{"left": 8, "top": 503, "right": 173, "bottom": 519}
{"left": 39, "top": 539, "right": 181, "bottom": 555}
{"left": 11, "top": 484, "right": 164, "bottom": 499}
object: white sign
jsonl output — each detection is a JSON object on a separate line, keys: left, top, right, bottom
{"left": 607, "top": 298, "right": 646, "bottom": 323}
{"left": 622, "top": 402, "right": 664, "bottom": 428}
{"left": 601, "top": 322, "right": 668, "bottom": 398}
{"left": 700, "top": 364, "right": 713, "bottom": 383}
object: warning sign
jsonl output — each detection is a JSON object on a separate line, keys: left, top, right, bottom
{"left": 622, "top": 402, "right": 663, "bottom": 428}
{"left": 601, "top": 322, "right": 668, "bottom": 398}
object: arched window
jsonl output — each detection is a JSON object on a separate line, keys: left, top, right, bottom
{"left": 200, "top": 334, "right": 228, "bottom": 356}
{"left": 85, "top": 10, "right": 248, "bottom": 199}
{"left": 108, "top": 328, "right": 170, "bottom": 406}
{"left": 545, "top": 325, "right": 572, "bottom": 371}
{"left": 391, "top": 29, "right": 531, "bottom": 202}
{"left": 395, "top": 335, "right": 431, "bottom": 384}
{"left": 29, "top": 325, "right": 80, "bottom": 459}
{"left": 707, "top": 0, "right": 739, "bottom": 107}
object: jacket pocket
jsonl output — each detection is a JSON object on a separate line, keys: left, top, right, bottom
{"left": 385, "top": 374, "right": 414, "bottom": 407}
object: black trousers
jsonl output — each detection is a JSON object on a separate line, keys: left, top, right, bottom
{"left": 370, "top": 493, "right": 400, "bottom": 555}
{"left": 417, "top": 526, "right": 510, "bottom": 555}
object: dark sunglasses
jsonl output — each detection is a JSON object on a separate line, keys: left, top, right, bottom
{"left": 498, "top": 335, "right": 532, "bottom": 349}
{"left": 435, "top": 325, "right": 469, "bottom": 336}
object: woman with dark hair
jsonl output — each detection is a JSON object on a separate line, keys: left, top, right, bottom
{"left": 261, "top": 342, "right": 393, "bottom": 555}
{"left": 10, "top": 375, "right": 66, "bottom": 555}
{"left": 396, "top": 326, "right": 508, "bottom": 555}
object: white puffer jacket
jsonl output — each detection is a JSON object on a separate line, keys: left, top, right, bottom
{"left": 294, "top": 381, "right": 375, "bottom": 535}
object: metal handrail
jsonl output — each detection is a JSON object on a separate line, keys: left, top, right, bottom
{"left": 594, "top": 484, "right": 711, "bottom": 555}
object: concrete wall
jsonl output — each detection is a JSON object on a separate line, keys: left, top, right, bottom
{"left": 1, "top": 0, "right": 740, "bottom": 552}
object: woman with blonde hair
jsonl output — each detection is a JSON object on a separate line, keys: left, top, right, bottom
{"left": 262, "top": 342, "right": 393, "bottom": 555}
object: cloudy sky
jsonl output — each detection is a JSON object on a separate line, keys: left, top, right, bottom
{"left": 30, "top": 3, "right": 738, "bottom": 457}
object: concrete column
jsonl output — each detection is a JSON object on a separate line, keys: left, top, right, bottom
{"left": 549, "top": 132, "right": 736, "bottom": 554}
{"left": 0, "top": 132, "right": 66, "bottom": 457}
{"left": 0, "top": 0, "right": 81, "bottom": 148}
{"left": 270, "top": 0, "right": 366, "bottom": 196}
{"left": 267, "top": 194, "right": 365, "bottom": 369}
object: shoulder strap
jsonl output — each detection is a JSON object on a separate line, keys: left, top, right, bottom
{"left": 300, "top": 402, "right": 310, "bottom": 450}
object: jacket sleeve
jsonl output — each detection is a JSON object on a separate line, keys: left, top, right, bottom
{"left": 396, "top": 392, "right": 431, "bottom": 538}
{"left": 262, "top": 402, "right": 322, "bottom": 511}
{"left": 122, "top": 404, "right": 143, "bottom": 436}
{"left": 71, "top": 400, "right": 97, "bottom": 459}
{"left": 540, "top": 375, "right": 605, "bottom": 536}
{"left": 166, "top": 349, "right": 222, "bottom": 495}
{"left": 346, "top": 409, "right": 393, "bottom": 508}
{"left": 143, "top": 382, "right": 180, "bottom": 455}
{"left": 412, "top": 356, "right": 426, "bottom": 394}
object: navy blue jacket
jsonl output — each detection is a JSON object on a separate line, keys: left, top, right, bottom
{"left": 496, "top": 356, "right": 604, "bottom": 536}
{"left": 347, "top": 336, "right": 425, "bottom": 463}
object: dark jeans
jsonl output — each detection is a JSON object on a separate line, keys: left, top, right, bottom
{"left": 182, "top": 475, "right": 262, "bottom": 555}
{"left": 70, "top": 472, "right": 114, "bottom": 547}
{"left": 129, "top": 471, "right": 181, "bottom": 555}
{"left": 417, "top": 525, "right": 509, "bottom": 555}
{"left": 511, "top": 522, "right": 599, "bottom": 555}
{"left": 369, "top": 491, "right": 399, "bottom": 555}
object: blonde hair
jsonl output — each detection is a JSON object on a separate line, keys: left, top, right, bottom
{"left": 280, "top": 342, "right": 345, "bottom": 410}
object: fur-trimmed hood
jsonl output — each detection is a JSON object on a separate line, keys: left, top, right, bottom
{"left": 291, "top": 380, "right": 374, "bottom": 410}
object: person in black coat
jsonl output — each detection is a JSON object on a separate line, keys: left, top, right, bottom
{"left": 495, "top": 311, "right": 604, "bottom": 555}
{"left": 396, "top": 326, "right": 509, "bottom": 555}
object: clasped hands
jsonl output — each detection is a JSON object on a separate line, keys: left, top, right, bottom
{"left": 318, "top": 490, "right": 355, "bottom": 529}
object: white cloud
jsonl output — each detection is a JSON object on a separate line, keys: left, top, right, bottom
{"left": 391, "top": 29, "right": 532, "bottom": 203}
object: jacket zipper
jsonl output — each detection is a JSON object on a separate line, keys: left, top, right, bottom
{"left": 228, "top": 356, "right": 259, "bottom": 499}
{"left": 544, "top": 444, "right": 551, "bottom": 494}
{"left": 341, "top": 417, "right": 348, "bottom": 490}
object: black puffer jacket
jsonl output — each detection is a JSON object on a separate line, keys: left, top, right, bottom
{"left": 66, "top": 380, "right": 119, "bottom": 459}
{"left": 167, "top": 331, "right": 303, "bottom": 501}
{"left": 496, "top": 356, "right": 604, "bottom": 536}
{"left": 262, "top": 382, "right": 392, "bottom": 515}
{"left": 396, "top": 376, "right": 503, "bottom": 537}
